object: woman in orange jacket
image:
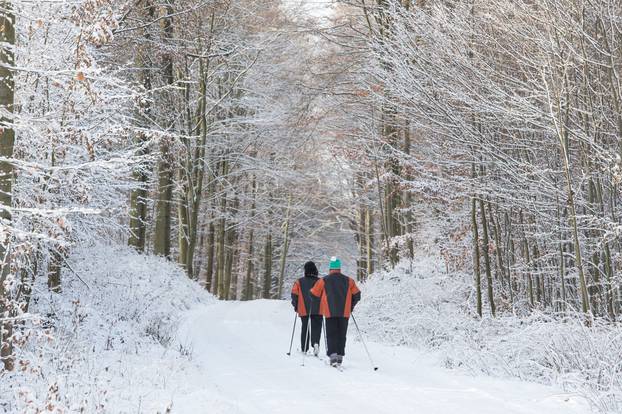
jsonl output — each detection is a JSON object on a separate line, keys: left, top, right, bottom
{"left": 291, "top": 261, "right": 323, "bottom": 355}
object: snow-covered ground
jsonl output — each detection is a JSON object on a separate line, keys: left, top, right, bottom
{"left": 355, "top": 208, "right": 622, "bottom": 413}
{"left": 1, "top": 245, "right": 215, "bottom": 413}
{"left": 172, "top": 299, "right": 590, "bottom": 414}
{"left": 0, "top": 239, "right": 603, "bottom": 413}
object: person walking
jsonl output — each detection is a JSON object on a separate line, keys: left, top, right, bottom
{"left": 291, "top": 261, "right": 323, "bottom": 356}
{"left": 310, "top": 257, "right": 361, "bottom": 367}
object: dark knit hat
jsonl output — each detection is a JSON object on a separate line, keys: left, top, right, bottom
{"left": 304, "top": 261, "right": 318, "bottom": 277}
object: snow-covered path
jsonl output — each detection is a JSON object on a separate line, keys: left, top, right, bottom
{"left": 174, "top": 299, "right": 591, "bottom": 414}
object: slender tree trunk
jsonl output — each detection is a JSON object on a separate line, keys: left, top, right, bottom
{"left": 153, "top": 142, "right": 173, "bottom": 259}
{"left": 176, "top": 47, "right": 211, "bottom": 276}
{"left": 153, "top": 1, "right": 175, "bottom": 258}
{"left": 186, "top": 64, "right": 214, "bottom": 275}
{"left": 243, "top": 229, "right": 254, "bottom": 301}
{"left": 357, "top": 199, "right": 367, "bottom": 281}
{"left": 229, "top": 244, "right": 241, "bottom": 301}
{"left": 604, "top": 243, "right": 614, "bottom": 318}
{"left": 277, "top": 196, "right": 292, "bottom": 298}
{"left": 216, "top": 197, "right": 226, "bottom": 299}
{"left": 128, "top": 19, "right": 154, "bottom": 252}
{"left": 403, "top": 122, "right": 414, "bottom": 265}
{"left": 518, "top": 210, "right": 534, "bottom": 308}
{"left": 508, "top": 236, "right": 515, "bottom": 305}
{"left": 177, "top": 166, "right": 190, "bottom": 269}
{"left": 562, "top": 151, "right": 590, "bottom": 315}
{"left": 559, "top": 241, "right": 567, "bottom": 312}
{"left": 204, "top": 221, "right": 215, "bottom": 292}
{"left": 532, "top": 243, "right": 543, "bottom": 304}
{"left": 479, "top": 198, "right": 496, "bottom": 317}
{"left": 177, "top": 63, "right": 193, "bottom": 271}
{"left": 0, "top": 0, "right": 15, "bottom": 371}
{"left": 373, "top": 155, "right": 393, "bottom": 268}
{"left": 242, "top": 176, "right": 256, "bottom": 300}
{"left": 224, "top": 197, "right": 239, "bottom": 300}
{"left": 262, "top": 232, "right": 273, "bottom": 299}
{"left": 472, "top": 196, "right": 482, "bottom": 318}
{"left": 488, "top": 203, "right": 506, "bottom": 288}
{"left": 366, "top": 207, "right": 374, "bottom": 277}
{"left": 544, "top": 63, "right": 591, "bottom": 315}
{"left": 47, "top": 251, "right": 62, "bottom": 293}
{"left": 128, "top": 156, "right": 149, "bottom": 251}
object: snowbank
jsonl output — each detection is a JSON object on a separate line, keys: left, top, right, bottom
{"left": 0, "top": 244, "right": 214, "bottom": 413}
{"left": 356, "top": 255, "right": 622, "bottom": 413}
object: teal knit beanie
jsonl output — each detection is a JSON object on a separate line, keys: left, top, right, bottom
{"left": 329, "top": 256, "right": 341, "bottom": 270}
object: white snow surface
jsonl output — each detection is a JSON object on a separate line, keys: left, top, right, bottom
{"left": 355, "top": 209, "right": 622, "bottom": 413}
{"left": 0, "top": 243, "right": 593, "bottom": 413}
{"left": 173, "top": 299, "right": 590, "bottom": 414}
{"left": 1, "top": 244, "right": 215, "bottom": 413}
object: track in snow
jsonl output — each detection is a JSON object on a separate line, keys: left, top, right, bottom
{"left": 174, "top": 299, "right": 591, "bottom": 414}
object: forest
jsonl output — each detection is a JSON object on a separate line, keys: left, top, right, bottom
{"left": 1, "top": 0, "right": 622, "bottom": 412}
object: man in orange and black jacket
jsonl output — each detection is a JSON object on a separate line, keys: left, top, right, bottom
{"left": 310, "top": 257, "right": 361, "bottom": 367}
{"left": 291, "top": 261, "right": 323, "bottom": 355}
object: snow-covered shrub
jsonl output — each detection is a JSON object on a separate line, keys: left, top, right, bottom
{"left": 358, "top": 254, "right": 622, "bottom": 413}
{"left": 0, "top": 244, "right": 213, "bottom": 413}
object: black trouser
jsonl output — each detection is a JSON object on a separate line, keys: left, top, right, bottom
{"left": 300, "top": 315, "right": 323, "bottom": 352}
{"left": 325, "top": 317, "right": 349, "bottom": 356}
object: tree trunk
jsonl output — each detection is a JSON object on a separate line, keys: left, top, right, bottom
{"left": 373, "top": 155, "right": 392, "bottom": 269}
{"left": 479, "top": 198, "right": 495, "bottom": 317}
{"left": 242, "top": 177, "right": 256, "bottom": 301}
{"left": 153, "top": 1, "right": 175, "bottom": 258}
{"left": 262, "top": 232, "right": 273, "bottom": 299}
{"left": 178, "top": 58, "right": 209, "bottom": 278}
{"left": 403, "top": 122, "right": 414, "bottom": 265}
{"left": 0, "top": 0, "right": 15, "bottom": 371}
{"left": 488, "top": 203, "right": 506, "bottom": 289}
{"left": 559, "top": 241, "right": 567, "bottom": 312}
{"left": 204, "top": 221, "right": 215, "bottom": 292}
{"left": 216, "top": 197, "right": 226, "bottom": 299}
{"left": 561, "top": 147, "right": 590, "bottom": 315}
{"left": 366, "top": 207, "right": 374, "bottom": 277}
{"left": 357, "top": 206, "right": 367, "bottom": 281}
{"left": 128, "top": 26, "right": 153, "bottom": 252}
{"left": 277, "top": 196, "right": 292, "bottom": 298}
{"left": 128, "top": 157, "right": 149, "bottom": 251}
{"left": 47, "top": 251, "right": 62, "bottom": 293}
{"left": 224, "top": 197, "right": 239, "bottom": 300}
{"left": 472, "top": 196, "right": 482, "bottom": 318}
{"left": 177, "top": 167, "right": 190, "bottom": 269}
{"left": 243, "top": 229, "right": 254, "bottom": 301}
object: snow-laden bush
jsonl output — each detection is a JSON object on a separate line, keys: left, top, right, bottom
{"left": 0, "top": 244, "right": 213, "bottom": 413}
{"left": 357, "top": 254, "right": 622, "bottom": 413}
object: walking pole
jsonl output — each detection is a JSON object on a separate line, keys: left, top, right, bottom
{"left": 286, "top": 314, "right": 297, "bottom": 356}
{"left": 323, "top": 317, "right": 328, "bottom": 355}
{"left": 351, "top": 314, "right": 378, "bottom": 371}
{"left": 302, "top": 317, "right": 312, "bottom": 366}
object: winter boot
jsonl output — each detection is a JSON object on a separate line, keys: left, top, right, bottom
{"left": 313, "top": 343, "right": 319, "bottom": 357}
{"left": 329, "top": 353, "right": 339, "bottom": 366}
{"left": 337, "top": 355, "right": 343, "bottom": 365}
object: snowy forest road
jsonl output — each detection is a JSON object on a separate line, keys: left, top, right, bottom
{"left": 174, "top": 300, "right": 591, "bottom": 414}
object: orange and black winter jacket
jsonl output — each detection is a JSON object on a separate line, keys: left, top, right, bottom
{"left": 310, "top": 272, "right": 361, "bottom": 318}
{"left": 291, "top": 276, "right": 320, "bottom": 316}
